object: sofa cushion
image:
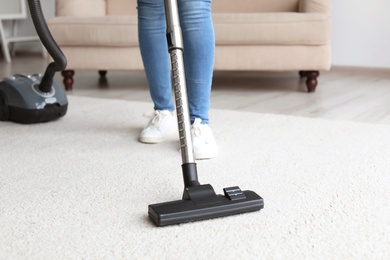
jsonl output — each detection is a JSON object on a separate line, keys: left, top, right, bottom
{"left": 299, "top": 0, "right": 330, "bottom": 13}
{"left": 213, "top": 12, "right": 330, "bottom": 46}
{"left": 48, "top": 16, "right": 138, "bottom": 47}
{"left": 212, "top": 0, "right": 299, "bottom": 13}
{"left": 56, "top": 0, "right": 106, "bottom": 17}
{"left": 48, "top": 12, "right": 329, "bottom": 48}
{"left": 107, "top": 0, "right": 137, "bottom": 15}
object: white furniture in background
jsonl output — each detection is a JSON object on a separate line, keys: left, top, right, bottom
{"left": 0, "top": 0, "right": 46, "bottom": 62}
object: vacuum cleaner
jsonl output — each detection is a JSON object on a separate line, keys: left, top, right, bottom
{"left": 148, "top": 0, "right": 264, "bottom": 226}
{"left": 0, "top": 0, "right": 68, "bottom": 124}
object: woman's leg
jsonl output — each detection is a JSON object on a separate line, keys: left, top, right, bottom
{"left": 178, "top": 0, "right": 215, "bottom": 124}
{"left": 137, "top": 0, "right": 217, "bottom": 158}
{"left": 137, "top": 0, "right": 175, "bottom": 112}
{"left": 178, "top": 0, "right": 217, "bottom": 159}
{"left": 138, "top": 0, "right": 214, "bottom": 123}
{"left": 137, "top": 0, "right": 176, "bottom": 144}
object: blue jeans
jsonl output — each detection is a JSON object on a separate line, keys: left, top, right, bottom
{"left": 137, "top": 0, "right": 215, "bottom": 124}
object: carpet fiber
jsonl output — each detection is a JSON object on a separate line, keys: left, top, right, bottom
{"left": 1, "top": 96, "right": 390, "bottom": 259}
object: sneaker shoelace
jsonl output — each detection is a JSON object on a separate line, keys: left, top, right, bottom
{"left": 191, "top": 118, "right": 203, "bottom": 137}
{"left": 192, "top": 119, "right": 214, "bottom": 145}
{"left": 143, "top": 111, "right": 162, "bottom": 127}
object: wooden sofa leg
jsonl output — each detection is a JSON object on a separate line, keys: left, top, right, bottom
{"left": 99, "top": 70, "right": 107, "bottom": 78}
{"left": 62, "top": 70, "right": 75, "bottom": 91}
{"left": 299, "top": 70, "right": 319, "bottom": 92}
{"left": 98, "top": 70, "right": 108, "bottom": 87}
{"left": 299, "top": 71, "right": 308, "bottom": 78}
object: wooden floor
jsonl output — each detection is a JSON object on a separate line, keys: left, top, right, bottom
{"left": 2, "top": 54, "right": 390, "bottom": 125}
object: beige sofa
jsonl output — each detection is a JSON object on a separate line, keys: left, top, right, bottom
{"left": 48, "top": 0, "right": 331, "bottom": 92}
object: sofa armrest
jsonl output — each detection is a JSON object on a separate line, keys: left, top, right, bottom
{"left": 299, "top": 0, "right": 330, "bottom": 14}
{"left": 56, "top": 0, "right": 107, "bottom": 17}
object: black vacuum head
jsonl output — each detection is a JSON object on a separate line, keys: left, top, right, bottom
{"left": 149, "top": 185, "right": 264, "bottom": 226}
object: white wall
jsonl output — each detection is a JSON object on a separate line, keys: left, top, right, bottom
{"left": 331, "top": 0, "right": 390, "bottom": 68}
{"left": 17, "top": 0, "right": 55, "bottom": 37}
{"left": 1, "top": 0, "right": 55, "bottom": 53}
{"left": 3, "top": 0, "right": 390, "bottom": 69}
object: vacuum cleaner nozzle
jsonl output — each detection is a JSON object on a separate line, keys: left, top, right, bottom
{"left": 149, "top": 163, "right": 264, "bottom": 226}
{"left": 149, "top": 179, "right": 264, "bottom": 226}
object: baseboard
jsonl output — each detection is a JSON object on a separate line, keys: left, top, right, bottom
{"left": 331, "top": 65, "right": 390, "bottom": 74}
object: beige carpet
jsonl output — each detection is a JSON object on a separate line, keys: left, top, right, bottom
{"left": 1, "top": 96, "right": 390, "bottom": 259}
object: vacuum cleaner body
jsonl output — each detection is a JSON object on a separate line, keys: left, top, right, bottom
{"left": 0, "top": 0, "right": 68, "bottom": 124}
{"left": 0, "top": 74, "right": 68, "bottom": 124}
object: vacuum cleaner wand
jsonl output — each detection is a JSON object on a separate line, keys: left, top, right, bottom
{"left": 164, "top": 0, "right": 196, "bottom": 167}
{"left": 148, "top": 0, "right": 264, "bottom": 226}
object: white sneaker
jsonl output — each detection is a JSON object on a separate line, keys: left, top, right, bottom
{"left": 139, "top": 110, "right": 176, "bottom": 143}
{"left": 191, "top": 118, "right": 218, "bottom": 160}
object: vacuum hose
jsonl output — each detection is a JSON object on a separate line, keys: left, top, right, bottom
{"left": 27, "top": 0, "right": 67, "bottom": 93}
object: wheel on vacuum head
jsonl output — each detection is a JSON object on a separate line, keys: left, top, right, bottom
{"left": 0, "top": 91, "right": 9, "bottom": 121}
